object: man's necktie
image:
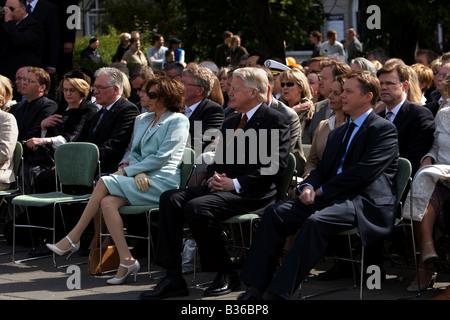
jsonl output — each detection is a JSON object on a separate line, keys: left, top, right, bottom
{"left": 26, "top": 4, "right": 32, "bottom": 14}
{"left": 385, "top": 111, "right": 394, "bottom": 122}
{"left": 236, "top": 114, "right": 248, "bottom": 130}
{"left": 336, "top": 122, "right": 356, "bottom": 174}
{"left": 234, "top": 114, "right": 248, "bottom": 139}
{"left": 93, "top": 108, "right": 107, "bottom": 134}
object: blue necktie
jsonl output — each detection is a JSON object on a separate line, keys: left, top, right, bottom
{"left": 336, "top": 122, "right": 356, "bottom": 174}
{"left": 93, "top": 108, "right": 107, "bottom": 134}
{"left": 26, "top": 4, "right": 32, "bottom": 14}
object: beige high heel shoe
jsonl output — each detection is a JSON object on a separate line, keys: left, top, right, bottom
{"left": 46, "top": 236, "right": 80, "bottom": 260}
{"left": 107, "top": 260, "right": 140, "bottom": 285}
{"left": 406, "top": 267, "right": 437, "bottom": 292}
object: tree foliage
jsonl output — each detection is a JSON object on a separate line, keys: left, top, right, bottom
{"left": 101, "top": 0, "right": 325, "bottom": 62}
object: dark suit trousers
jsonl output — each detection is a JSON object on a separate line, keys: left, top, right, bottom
{"left": 240, "top": 197, "right": 358, "bottom": 299}
{"left": 155, "top": 186, "right": 275, "bottom": 280}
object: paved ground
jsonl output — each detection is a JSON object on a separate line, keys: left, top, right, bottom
{"left": 1, "top": 228, "right": 449, "bottom": 316}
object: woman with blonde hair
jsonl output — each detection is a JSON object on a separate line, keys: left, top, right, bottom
{"left": 279, "top": 69, "right": 314, "bottom": 132}
{"left": 0, "top": 75, "right": 19, "bottom": 190}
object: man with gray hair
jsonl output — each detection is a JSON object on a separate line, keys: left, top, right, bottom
{"left": 79, "top": 67, "right": 139, "bottom": 173}
{"left": 140, "top": 67, "right": 291, "bottom": 300}
{"left": 181, "top": 65, "right": 224, "bottom": 153}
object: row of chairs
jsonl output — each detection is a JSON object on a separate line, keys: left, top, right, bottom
{"left": 0, "top": 141, "right": 420, "bottom": 300}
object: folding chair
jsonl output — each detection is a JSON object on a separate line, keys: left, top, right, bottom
{"left": 300, "top": 157, "right": 413, "bottom": 300}
{"left": 11, "top": 142, "right": 100, "bottom": 266}
{"left": 0, "top": 142, "right": 23, "bottom": 256}
{"left": 99, "top": 147, "right": 195, "bottom": 276}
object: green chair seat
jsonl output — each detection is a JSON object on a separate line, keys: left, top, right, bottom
{"left": 12, "top": 192, "right": 92, "bottom": 207}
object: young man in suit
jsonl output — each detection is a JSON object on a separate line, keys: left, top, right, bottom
{"left": 239, "top": 71, "right": 399, "bottom": 300}
{"left": 78, "top": 67, "right": 139, "bottom": 174}
{"left": 181, "top": 65, "right": 224, "bottom": 154}
{"left": 377, "top": 61, "right": 435, "bottom": 176}
{"left": 140, "top": 67, "right": 291, "bottom": 300}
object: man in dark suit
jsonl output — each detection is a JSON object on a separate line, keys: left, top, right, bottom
{"left": 377, "top": 62, "right": 435, "bottom": 176}
{"left": 181, "top": 65, "right": 224, "bottom": 154}
{"left": 78, "top": 67, "right": 139, "bottom": 174}
{"left": 140, "top": 67, "right": 291, "bottom": 300}
{"left": 0, "top": 0, "right": 43, "bottom": 82}
{"left": 10, "top": 67, "right": 57, "bottom": 145}
{"left": 239, "top": 71, "right": 399, "bottom": 300}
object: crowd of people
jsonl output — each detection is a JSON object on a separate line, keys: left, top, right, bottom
{"left": 1, "top": 1, "right": 450, "bottom": 301}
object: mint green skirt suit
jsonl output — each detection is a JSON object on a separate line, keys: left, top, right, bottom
{"left": 102, "top": 111, "right": 189, "bottom": 206}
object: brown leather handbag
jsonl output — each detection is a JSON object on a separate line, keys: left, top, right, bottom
{"left": 88, "top": 245, "right": 120, "bottom": 275}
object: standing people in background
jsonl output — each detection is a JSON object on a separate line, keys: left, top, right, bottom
{"left": 122, "top": 37, "right": 148, "bottom": 75}
{"left": 214, "top": 31, "right": 233, "bottom": 68}
{"left": 320, "top": 30, "right": 345, "bottom": 62}
{"left": 46, "top": 0, "right": 78, "bottom": 80}
{"left": 345, "top": 28, "right": 363, "bottom": 62}
{"left": 227, "top": 35, "right": 248, "bottom": 68}
{"left": 147, "top": 34, "right": 168, "bottom": 71}
{"left": 168, "top": 38, "right": 185, "bottom": 65}
{"left": 112, "top": 33, "right": 131, "bottom": 63}
{"left": 0, "top": 0, "right": 44, "bottom": 83}
{"left": 80, "top": 38, "right": 103, "bottom": 66}
{"left": 309, "top": 30, "right": 323, "bottom": 58}
{"left": 26, "top": 0, "right": 60, "bottom": 98}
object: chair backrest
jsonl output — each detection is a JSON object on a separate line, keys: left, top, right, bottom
{"left": 54, "top": 142, "right": 100, "bottom": 188}
{"left": 180, "top": 147, "right": 195, "bottom": 189}
{"left": 276, "top": 153, "right": 296, "bottom": 201}
{"left": 396, "top": 157, "right": 412, "bottom": 207}
{"left": 12, "top": 141, "right": 23, "bottom": 177}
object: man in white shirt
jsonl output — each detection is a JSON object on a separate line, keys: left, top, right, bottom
{"left": 146, "top": 34, "right": 168, "bottom": 70}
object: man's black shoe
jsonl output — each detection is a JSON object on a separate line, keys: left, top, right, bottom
{"left": 203, "top": 271, "right": 240, "bottom": 297}
{"left": 317, "top": 261, "right": 354, "bottom": 281}
{"left": 139, "top": 276, "right": 189, "bottom": 300}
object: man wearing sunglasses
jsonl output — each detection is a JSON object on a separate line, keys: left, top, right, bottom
{"left": 0, "top": 0, "right": 43, "bottom": 83}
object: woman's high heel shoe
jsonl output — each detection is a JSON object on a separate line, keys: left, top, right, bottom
{"left": 406, "top": 268, "right": 437, "bottom": 292}
{"left": 107, "top": 260, "right": 140, "bottom": 285}
{"left": 421, "top": 241, "right": 438, "bottom": 264}
{"left": 46, "top": 236, "right": 80, "bottom": 260}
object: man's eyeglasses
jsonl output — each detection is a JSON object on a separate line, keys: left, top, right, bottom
{"left": 93, "top": 85, "right": 113, "bottom": 91}
{"left": 8, "top": 6, "right": 23, "bottom": 12}
{"left": 281, "top": 81, "right": 295, "bottom": 88}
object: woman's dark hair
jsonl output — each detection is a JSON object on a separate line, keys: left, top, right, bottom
{"left": 144, "top": 75, "right": 185, "bottom": 113}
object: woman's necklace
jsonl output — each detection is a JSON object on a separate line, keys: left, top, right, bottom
{"left": 140, "top": 116, "right": 159, "bottom": 147}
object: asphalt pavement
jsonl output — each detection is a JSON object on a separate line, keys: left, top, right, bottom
{"left": 1, "top": 225, "right": 449, "bottom": 317}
